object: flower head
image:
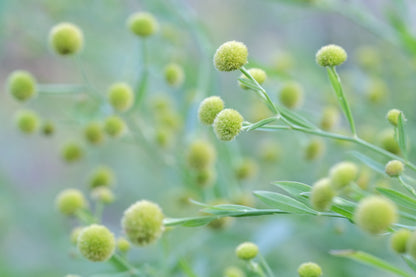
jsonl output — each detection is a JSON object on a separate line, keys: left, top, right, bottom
{"left": 49, "top": 22, "right": 83, "bottom": 55}
{"left": 213, "top": 109, "right": 243, "bottom": 141}
{"left": 235, "top": 242, "right": 259, "bottom": 260}
{"left": 77, "top": 224, "right": 115, "bottom": 262}
{"left": 7, "top": 70, "right": 36, "bottom": 102}
{"left": 198, "top": 96, "right": 224, "bottom": 125}
{"left": 214, "top": 41, "right": 248, "bottom": 72}
{"left": 128, "top": 12, "right": 158, "bottom": 37}
{"left": 316, "top": 44, "right": 347, "bottom": 67}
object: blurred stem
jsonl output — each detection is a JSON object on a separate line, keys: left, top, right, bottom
{"left": 249, "top": 260, "right": 267, "bottom": 277}
{"left": 258, "top": 254, "right": 274, "bottom": 277}
{"left": 94, "top": 201, "right": 104, "bottom": 223}
{"left": 110, "top": 253, "right": 141, "bottom": 276}
{"left": 178, "top": 258, "right": 198, "bottom": 277}
{"left": 75, "top": 209, "right": 97, "bottom": 224}
{"left": 398, "top": 176, "right": 416, "bottom": 197}
{"left": 133, "top": 39, "right": 149, "bottom": 110}
{"left": 37, "top": 84, "right": 87, "bottom": 94}
{"left": 75, "top": 55, "right": 101, "bottom": 102}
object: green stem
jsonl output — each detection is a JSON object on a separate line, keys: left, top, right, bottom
{"left": 133, "top": 39, "right": 149, "bottom": 110}
{"left": 258, "top": 254, "right": 275, "bottom": 277}
{"left": 37, "top": 84, "right": 87, "bottom": 94}
{"left": 398, "top": 176, "right": 416, "bottom": 197}
{"left": 249, "top": 260, "right": 267, "bottom": 277}
{"left": 110, "top": 253, "right": 141, "bottom": 277}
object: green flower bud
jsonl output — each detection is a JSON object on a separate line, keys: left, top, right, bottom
{"left": 329, "top": 161, "right": 358, "bottom": 190}
{"left": 390, "top": 229, "right": 411, "bottom": 254}
{"left": 91, "top": 187, "right": 114, "bottom": 204}
{"left": 194, "top": 168, "right": 216, "bottom": 188}
{"left": 15, "top": 109, "right": 39, "bottom": 134}
{"left": 117, "top": 237, "right": 131, "bottom": 253}
{"left": 304, "top": 139, "right": 325, "bottom": 161}
{"left": 198, "top": 96, "right": 225, "bottom": 125}
{"left": 70, "top": 226, "right": 83, "bottom": 245}
{"left": 379, "top": 129, "right": 400, "bottom": 154}
{"left": 355, "top": 46, "right": 380, "bottom": 71}
{"left": 41, "top": 120, "right": 55, "bottom": 136}
{"left": 154, "top": 128, "right": 173, "bottom": 148}
{"left": 316, "top": 44, "right": 347, "bottom": 67}
{"left": 310, "top": 178, "right": 335, "bottom": 211}
{"left": 77, "top": 224, "right": 115, "bottom": 262}
{"left": 214, "top": 41, "right": 248, "bottom": 72}
{"left": 320, "top": 106, "right": 340, "bottom": 131}
{"left": 235, "top": 242, "right": 259, "bottom": 260}
{"left": 279, "top": 81, "right": 304, "bottom": 109}
{"left": 385, "top": 160, "right": 404, "bottom": 177}
{"left": 61, "top": 141, "right": 84, "bottom": 163}
{"left": 49, "top": 22, "right": 83, "bottom": 55}
{"left": 386, "top": 109, "right": 403, "bottom": 127}
{"left": 88, "top": 166, "right": 115, "bottom": 189}
{"left": 224, "top": 266, "right": 246, "bottom": 277}
{"left": 186, "top": 140, "right": 216, "bottom": 171}
{"left": 84, "top": 122, "right": 104, "bottom": 145}
{"left": 297, "top": 262, "right": 322, "bottom": 277}
{"left": 156, "top": 110, "right": 182, "bottom": 131}
{"left": 213, "top": 109, "right": 243, "bottom": 141}
{"left": 367, "top": 79, "right": 387, "bottom": 104}
{"left": 354, "top": 196, "right": 398, "bottom": 235}
{"left": 55, "top": 189, "right": 87, "bottom": 216}
{"left": 208, "top": 216, "right": 234, "bottom": 230}
{"left": 7, "top": 70, "right": 37, "bottom": 102}
{"left": 121, "top": 200, "right": 164, "bottom": 246}
{"left": 128, "top": 12, "right": 158, "bottom": 37}
{"left": 108, "top": 82, "right": 134, "bottom": 112}
{"left": 164, "top": 63, "right": 185, "bottom": 87}
{"left": 239, "top": 68, "right": 267, "bottom": 89}
{"left": 104, "top": 115, "right": 126, "bottom": 138}
{"left": 235, "top": 158, "right": 258, "bottom": 180}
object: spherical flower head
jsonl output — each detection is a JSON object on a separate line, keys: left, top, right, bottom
{"left": 235, "top": 158, "right": 258, "bottom": 180}
{"left": 49, "top": 22, "right": 83, "bottom": 55}
{"left": 214, "top": 41, "right": 248, "bottom": 72}
{"left": 77, "top": 224, "right": 115, "bottom": 262}
{"left": 379, "top": 129, "right": 400, "bottom": 154}
{"left": 108, "top": 82, "right": 134, "bottom": 112}
{"left": 154, "top": 128, "right": 173, "bottom": 148}
{"left": 316, "top": 44, "right": 347, "bottom": 67}
{"left": 55, "top": 189, "right": 87, "bottom": 216}
{"left": 305, "top": 139, "right": 325, "bottom": 161}
{"left": 61, "top": 141, "right": 84, "bottom": 163}
{"left": 224, "top": 266, "right": 246, "bottom": 277}
{"left": 84, "top": 122, "right": 104, "bottom": 145}
{"left": 164, "top": 63, "right": 185, "bottom": 87}
{"left": 235, "top": 242, "right": 259, "bottom": 260}
{"left": 186, "top": 140, "right": 216, "bottom": 171}
{"left": 91, "top": 187, "right": 115, "bottom": 204}
{"left": 89, "top": 166, "right": 115, "bottom": 189}
{"left": 198, "top": 96, "right": 224, "bottom": 125}
{"left": 239, "top": 68, "right": 267, "bottom": 89}
{"left": 386, "top": 109, "right": 403, "bottom": 127}
{"left": 213, "top": 109, "right": 243, "bottom": 141}
{"left": 310, "top": 178, "right": 335, "bottom": 212}
{"left": 116, "top": 237, "right": 131, "bottom": 253}
{"left": 390, "top": 229, "right": 411, "bottom": 254}
{"left": 385, "top": 160, "right": 404, "bottom": 177}
{"left": 354, "top": 196, "right": 398, "bottom": 235}
{"left": 15, "top": 109, "right": 39, "bottom": 134}
{"left": 41, "top": 120, "right": 55, "bottom": 136}
{"left": 7, "top": 70, "right": 37, "bottom": 102}
{"left": 297, "top": 262, "right": 322, "bottom": 277}
{"left": 104, "top": 115, "right": 126, "bottom": 138}
{"left": 279, "top": 81, "right": 304, "bottom": 109}
{"left": 320, "top": 106, "right": 340, "bottom": 131}
{"left": 195, "top": 168, "right": 216, "bottom": 188}
{"left": 121, "top": 200, "right": 164, "bottom": 246}
{"left": 128, "top": 12, "right": 158, "bottom": 37}
{"left": 329, "top": 161, "right": 358, "bottom": 190}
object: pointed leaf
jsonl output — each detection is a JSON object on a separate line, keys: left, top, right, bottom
{"left": 163, "top": 216, "right": 215, "bottom": 227}
{"left": 397, "top": 113, "right": 408, "bottom": 158}
{"left": 253, "top": 191, "right": 317, "bottom": 215}
{"left": 279, "top": 105, "right": 317, "bottom": 130}
{"left": 377, "top": 187, "right": 416, "bottom": 210}
{"left": 349, "top": 151, "right": 385, "bottom": 175}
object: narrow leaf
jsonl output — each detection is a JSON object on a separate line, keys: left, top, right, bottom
{"left": 397, "top": 113, "right": 408, "bottom": 158}
{"left": 245, "top": 117, "right": 278, "bottom": 131}
{"left": 253, "top": 191, "right": 317, "bottom": 215}
{"left": 279, "top": 105, "right": 317, "bottom": 130}
{"left": 272, "top": 181, "right": 311, "bottom": 197}
{"left": 377, "top": 187, "right": 416, "bottom": 210}
{"left": 349, "top": 151, "right": 386, "bottom": 175}
{"left": 163, "top": 216, "right": 215, "bottom": 227}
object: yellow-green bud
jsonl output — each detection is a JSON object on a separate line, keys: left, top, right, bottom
{"left": 104, "top": 115, "right": 126, "bottom": 138}
{"left": 49, "top": 22, "right": 83, "bottom": 55}
{"left": 77, "top": 224, "right": 115, "bottom": 262}
{"left": 41, "top": 120, "right": 55, "bottom": 136}
{"left": 121, "top": 200, "right": 164, "bottom": 246}
{"left": 61, "top": 141, "right": 84, "bottom": 163}
{"left": 186, "top": 140, "right": 216, "bottom": 171}
{"left": 329, "top": 161, "right": 358, "bottom": 190}
{"left": 316, "top": 44, "right": 347, "bottom": 67}
{"left": 279, "top": 81, "right": 304, "bottom": 109}
{"left": 88, "top": 166, "right": 115, "bottom": 189}
{"left": 310, "top": 178, "right": 335, "bottom": 212}
{"left": 297, "top": 262, "right": 322, "bottom": 277}
{"left": 379, "top": 129, "right": 400, "bottom": 154}
{"left": 386, "top": 109, "right": 403, "bottom": 127}
{"left": 164, "top": 63, "right": 185, "bottom": 87}
{"left": 355, "top": 46, "right": 380, "bottom": 71}
{"left": 213, "top": 109, "right": 243, "bottom": 141}
{"left": 84, "top": 122, "right": 104, "bottom": 145}
{"left": 194, "top": 168, "right": 216, "bottom": 188}
{"left": 304, "top": 139, "right": 325, "bottom": 161}
{"left": 224, "top": 266, "right": 246, "bottom": 277}
{"left": 108, "top": 83, "right": 134, "bottom": 112}
{"left": 235, "top": 242, "right": 259, "bottom": 260}
{"left": 354, "top": 196, "right": 398, "bottom": 235}
{"left": 235, "top": 158, "right": 258, "bottom": 180}
{"left": 198, "top": 96, "right": 225, "bottom": 125}
{"left": 154, "top": 128, "right": 173, "bottom": 148}
{"left": 70, "top": 226, "right": 83, "bottom": 245}
{"left": 91, "top": 187, "right": 115, "bottom": 204}
{"left": 7, "top": 70, "right": 36, "bottom": 102}
{"left": 320, "top": 106, "right": 340, "bottom": 131}
{"left": 55, "top": 189, "right": 87, "bottom": 216}
{"left": 385, "top": 160, "right": 404, "bottom": 177}
{"left": 128, "top": 12, "right": 158, "bottom": 37}
{"left": 239, "top": 68, "right": 267, "bottom": 89}
{"left": 390, "top": 229, "right": 411, "bottom": 254}
{"left": 117, "top": 237, "right": 131, "bottom": 253}
{"left": 367, "top": 79, "right": 387, "bottom": 104}
{"left": 214, "top": 41, "right": 248, "bottom": 72}
{"left": 15, "top": 109, "right": 39, "bottom": 134}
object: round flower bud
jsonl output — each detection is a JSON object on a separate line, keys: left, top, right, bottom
{"left": 198, "top": 96, "right": 225, "bottom": 125}
{"left": 379, "top": 129, "right": 400, "bottom": 154}
{"left": 279, "top": 81, "right": 304, "bottom": 109}
{"left": 186, "top": 140, "right": 216, "bottom": 171}
{"left": 104, "top": 115, "right": 126, "bottom": 138}
{"left": 367, "top": 79, "right": 387, "bottom": 104}
{"left": 88, "top": 166, "right": 115, "bottom": 189}
{"left": 297, "top": 262, "right": 322, "bottom": 277}
{"left": 355, "top": 46, "right": 380, "bottom": 71}
{"left": 390, "top": 229, "right": 411, "bottom": 254}
{"left": 117, "top": 237, "right": 131, "bottom": 253}
{"left": 305, "top": 139, "right": 325, "bottom": 161}
{"left": 154, "top": 128, "right": 173, "bottom": 148}
{"left": 320, "top": 106, "right": 340, "bottom": 131}
{"left": 121, "top": 200, "right": 164, "bottom": 246}
{"left": 224, "top": 266, "right": 246, "bottom": 277}
{"left": 84, "top": 122, "right": 104, "bottom": 145}
{"left": 7, "top": 70, "right": 37, "bottom": 102}
{"left": 77, "top": 224, "right": 115, "bottom": 262}
{"left": 385, "top": 160, "right": 404, "bottom": 177}
{"left": 315, "top": 44, "right": 347, "bottom": 67}
{"left": 354, "top": 196, "right": 398, "bottom": 235}
{"left": 61, "top": 141, "right": 84, "bottom": 163}
{"left": 55, "top": 189, "right": 87, "bottom": 216}
{"left": 235, "top": 158, "right": 258, "bottom": 180}
{"left": 386, "top": 109, "right": 402, "bottom": 127}
{"left": 164, "top": 63, "right": 185, "bottom": 87}
{"left": 128, "top": 12, "right": 158, "bottom": 37}
{"left": 239, "top": 68, "right": 267, "bottom": 89}
{"left": 235, "top": 242, "right": 259, "bottom": 260}
{"left": 91, "top": 187, "right": 115, "bottom": 204}
{"left": 70, "top": 226, "right": 83, "bottom": 245}
{"left": 213, "top": 108, "right": 243, "bottom": 141}
{"left": 310, "top": 178, "right": 335, "bottom": 212}
{"left": 329, "top": 161, "right": 358, "bottom": 190}
{"left": 49, "top": 22, "right": 83, "bottom": 55}
{"left": 107, "top": 82, "right": 134, "bottom": 112}
{"left": 15, "top": 109, "right": 39, "bottom": 134}
{"left": 41, "top": 120, "right": 55, "bottom": 136}
{"left": 194, "top": 168, "right": 216, "bottom": 188}
{"left": 214, "top": 41, "right": 248, "bottom": 72}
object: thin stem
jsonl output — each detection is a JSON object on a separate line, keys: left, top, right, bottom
{"left": 398, "top": 176, "right": 416, "bottom": 198}
{"left": 249, "top": 260, "right": 267, "bottom": 277}
{"left": 133, "top": 39, "right": 149, "bottom": 110}
{"left": 258, "top": 254, "right": 275, "bottom": 277}
{"left": 37, "top": 84, "right": 87, "bottom": 94}
{"left": 110, "top": 253, "right": 141, "bottom": 277}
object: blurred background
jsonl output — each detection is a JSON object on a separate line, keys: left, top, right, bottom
{"left": 1, "top": 0, "right": 416, "bottom": 276}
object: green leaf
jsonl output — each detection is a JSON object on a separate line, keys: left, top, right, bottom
{"left": 349, "top": 151, "right": 386, "bottom": 175}
{"left": 330, "top": 250, "right": 413, "bottom": 277}
{"left": 272, "top": 181, "right": 311, "bottom": 197}
{"left": 330, "top": 197, "right": 357, "bottom": 220}
{"left": 279, "top": 105, "right": 317, "bottom": 130}
{"left": 377, "top": 187, "right": 416, "bottom": 210}
{"left": 163, "top": 216, "right": 215, "bottom": 227}
{"left": 402, "top": 256, "right": 416, "bottom": 274}
{"left": 253, "top": 191, "right": 317, "bottom": 215}
{"left": 397, "top": 113, "right": 408, "bottom": 159}
{"left": 245, "top": 117, "right": 278, "bottom": 131}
